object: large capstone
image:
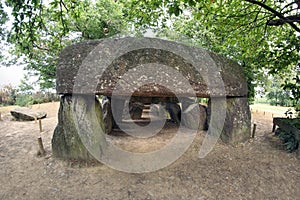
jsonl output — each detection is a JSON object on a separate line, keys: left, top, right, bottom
{"left": 56, "top": 37, "right": 248, "bottom": 98}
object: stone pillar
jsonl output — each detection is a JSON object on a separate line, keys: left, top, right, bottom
{"left": 207, "top": 97, "right": 251, "bottom": 145}
{"left": 52, "top": 95, "right": 104, "bottom": 160}
{"left": 101, "top": 96, "right": 114, "bottom": 134}
{"left": 129, "top": 102, "right": 144, "bottom": 120}
{"left": 182, "top": 103, "right": 207, "bottom": 130}
{"left": 111, "top": 97, "right": 125, "bottom": 124}
{"left": 166, "top": 102, "right": 181, "bottom": 124}
{"left": 181, "top": 97, "right": 197, "bottom": 112}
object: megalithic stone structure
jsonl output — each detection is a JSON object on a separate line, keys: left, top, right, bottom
{"left": 52, "top": 37, "right": 251, "bottom": 160}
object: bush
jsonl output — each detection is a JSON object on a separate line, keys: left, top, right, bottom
{"left": 15, "top": 94, "right": 34, "bottom": 107}
{"left": 0, "top": 84, "right": 17, "bottom": 105}
{"left": 275, "top": 128, "right": 299, "bottom": 152}
{"left": 14, "top": 92, "right": 60, "bottom": 107}
{"left": 267, "top": 90, "right": 293, "bottom": 107}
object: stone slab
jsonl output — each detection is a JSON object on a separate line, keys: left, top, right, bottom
{"left": 56, "top": 37, "right": 248, "bottom": 97}
{"left": 10, "top": 107, "right": 47, "bottom": 121}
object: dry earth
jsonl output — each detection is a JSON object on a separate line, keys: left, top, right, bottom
{"left": 0, "top": 102, "right": 299, "bottom": 199}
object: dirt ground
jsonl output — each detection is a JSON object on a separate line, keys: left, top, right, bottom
{"left": 0, "top": 102, "right": 300, "bottom": 199}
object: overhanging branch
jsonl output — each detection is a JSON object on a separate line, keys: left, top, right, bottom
{"left": 267, "top": 15, "right": 300, "bottom": 26}
{"left": 245, "top": 0, "right": 300, "bottom": 32}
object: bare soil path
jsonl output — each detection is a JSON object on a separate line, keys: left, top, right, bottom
{"left": 0, "top": 102, "right": 299, "bottom": 199}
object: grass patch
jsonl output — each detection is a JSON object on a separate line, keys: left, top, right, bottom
{"left": 0, "top": 105, "right": 18, "bottom": 113}
{"left": 251, "top": 103, "right": 294, "bottom": 112}
{"left": 254, "top": 97, "right": 269, "bottom": 104}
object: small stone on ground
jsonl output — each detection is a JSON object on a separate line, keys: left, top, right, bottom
{"left": 10, "top": 107, "right": 47, "bottom": 121}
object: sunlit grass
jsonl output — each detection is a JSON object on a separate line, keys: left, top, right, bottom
{"left": 0, "top": 105, "right": 18, "bottom": 113}
{"left": 251, "top": 103, "right": 293, "bottom": 111}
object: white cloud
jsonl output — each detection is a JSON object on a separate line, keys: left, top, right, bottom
{"left": 0, "top": 65, "right": 25, "bottom": 87}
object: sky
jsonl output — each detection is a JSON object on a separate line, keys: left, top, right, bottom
{"left": 0, "top": 2, "right": 24, "bottom": 87}
{"left": 0, "top": 65, "right": 25, "bottom": 87}
{"left": 0, "top": 1, "right": 24, "bottom": 86}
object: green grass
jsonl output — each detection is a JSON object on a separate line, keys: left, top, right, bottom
{"left": 254, "top": 97, "right": 269, "bottom": 104}
{"left": 250, "top": 103, "right": 295, "bottom": 117}
{"left": 251, "top": 103, "right": 293, "bottom": 112}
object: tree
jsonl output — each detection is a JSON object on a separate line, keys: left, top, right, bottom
{"left": 3, "top": 0, "right": 126, "bottom": 89}
{"left": 18, "top": 74, "right": 35, "bottom": 94}
{"left": 0, "top": 84, "right": 17, "bottom": 105}
{"left": 245, "top": 0, "right": 300, "bottom": 32}
{"left": 0, "top": 1, "right": 7, "bottom": 38}
{"left": 283, "top": 68, "right": 300, "bottom": 117}
{"left": 124, "top": 0, "right": 300, "bottom": 32}
{"left": 266, "top": 76, "right": 293, "bottom": 106}
{"left": 123, "top": 0, "right": 299, "bottom": 102}
{"left": 0, "top": 1, "right": 8, "bottom": 61}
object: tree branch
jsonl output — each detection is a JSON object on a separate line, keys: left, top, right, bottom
{"left": 60, "top": 0, "right": 69, "bottom": 13}
{"left": 245, "top": 0, "right": 300, "bottom": 32}
{"left": 267, "top": 15, "right": 300, "bottom": 26}
{"left": 33, "top": 43, "right": 50, "bottom": 51}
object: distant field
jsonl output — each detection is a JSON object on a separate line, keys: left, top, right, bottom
{"left": 250, "top": 103, "right": 294, "bottom": 118}
{"left": 0, "top": 102, "right": 59, "bottom": 114}
{"left": 0, "top": 105, "right": 18, "bottom": 113}
{"left": 254, "top": 97, "right": 269, "bottom": 104}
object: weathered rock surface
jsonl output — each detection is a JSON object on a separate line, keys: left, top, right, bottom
{"left": 166, "top": 103, "right": 181, "bottom": 124}
{"left": 129, "top": 102, "right": 144, "bottom": 120}
{"left": 182, "top": 103, "right": 207, "bottom": 130}
{"left": 56, "top": 37, "right": 248, "bottom": 97}
{"left": 207, "top": 97, "right": 251, "bottom": 145}
{"left": 150, "top": 104, "right": 167, "bottom": 119}
{"left": 52, "top": 95, "right": 104, "bottom": 160}
{"left": 10, "top": 107, "right": 47, "bottom": 121}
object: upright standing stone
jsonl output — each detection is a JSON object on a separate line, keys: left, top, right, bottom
{"left": 101, "top": 96, "right": 114, "bottom": 134}
{"left": 52, "top": 95, "right": 104, "bottom": 160}
{"left": 182, "top": 103, "right": 207, "bottom": 130}
{"left": 166, "top": 102, "right": 181, "bottom": 124}
{"left": 129, "top": 102, "right": 144, "bottom": 120}
{"left": 207, "top": 97, "right": 251, "bottom": 145}
{"left": 150, "top": 103, "right": 167, "bottom": 119}
{"left": 111, "top": 98, "right": 125, "bottom": 124}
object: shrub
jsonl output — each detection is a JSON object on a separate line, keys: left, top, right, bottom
{"left": 275, "top": 128, "right": 299, "bottom": 152}
{"left": 15, "top": 94, "right": 34, "bottom": 107}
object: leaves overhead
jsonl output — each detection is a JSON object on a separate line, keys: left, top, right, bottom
{"left": 3, "top": 0, "right": 126, "bottom": 89}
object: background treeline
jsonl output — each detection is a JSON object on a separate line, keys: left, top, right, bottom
{"left": 0, "top": 84, "right": 59, "bottom": 106}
